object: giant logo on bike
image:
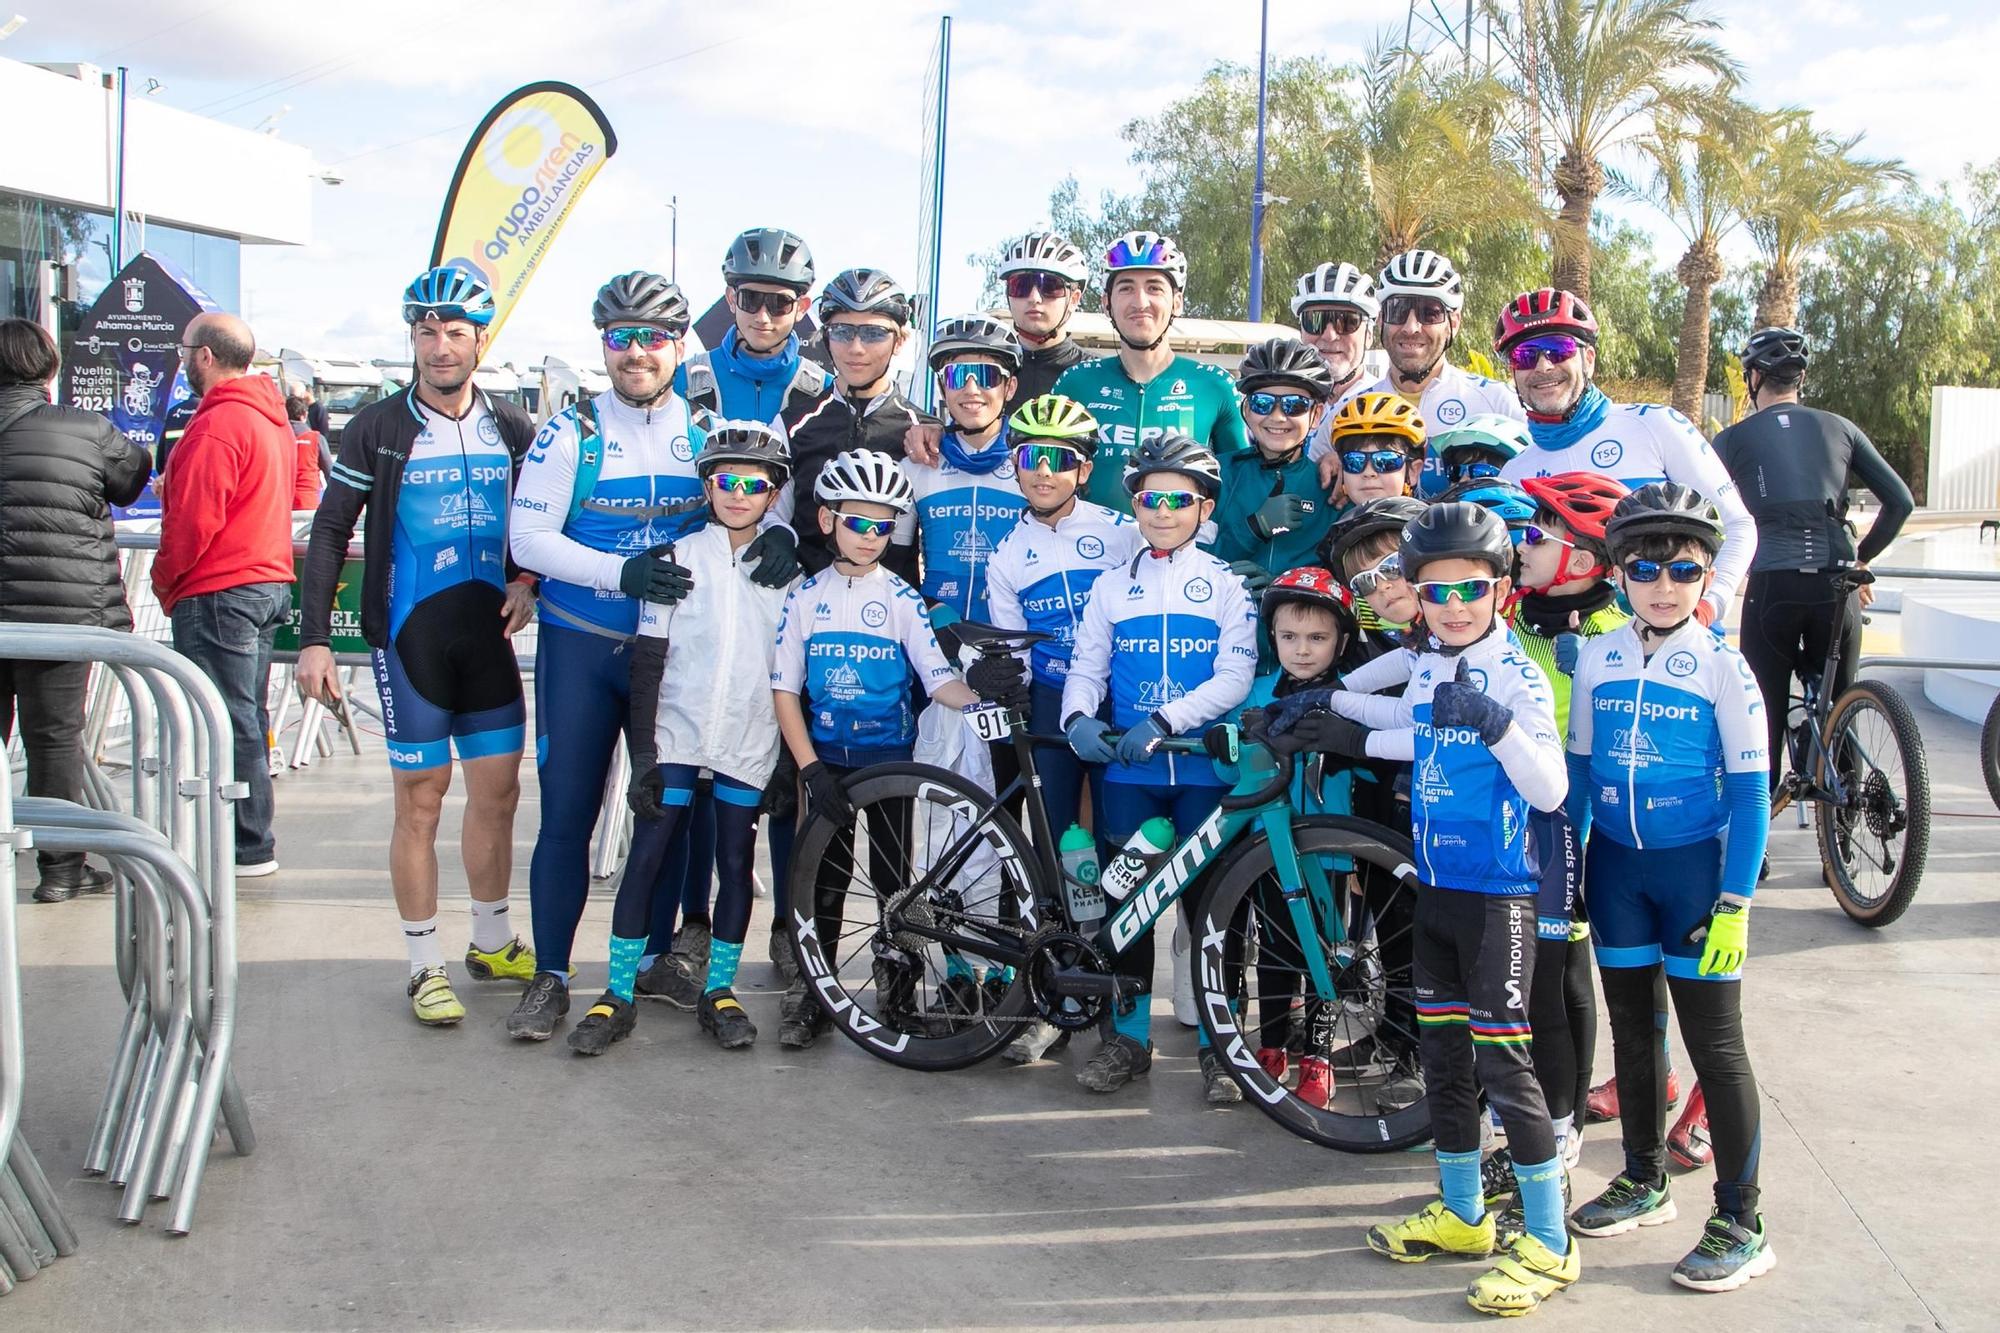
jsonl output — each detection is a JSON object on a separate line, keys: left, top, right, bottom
{"left": 1665, "top": 651, "right": 1697, "bottom": 678}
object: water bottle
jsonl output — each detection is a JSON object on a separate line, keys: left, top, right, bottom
{"left": 1099, "top": 817, "right": 1177, "bottom": 902}
{"left": 1059, "top": 824, "right": 1105, "bottom": 925}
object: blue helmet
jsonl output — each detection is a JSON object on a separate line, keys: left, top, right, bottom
{"left": 403, "top": 265, "right": 495, "bottom": 327}
{"left": 1438, "top": 477, "right": 1537, "bottom": 544}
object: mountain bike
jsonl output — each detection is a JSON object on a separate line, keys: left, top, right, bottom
{"left": 1768, "top": 570, "right": 1930, "bottom": 925}
{"left": 784, "top": 621, "right": 1431, "bottom": 1152}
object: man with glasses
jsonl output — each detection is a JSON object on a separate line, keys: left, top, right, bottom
{"left": 1052, "top": 230, "right": 1248, "bottom": 516}
{"left": 1494, "top": 289, "right": 1756, "bottom": 627}
{"left": 678, "top": 227, "right": 833, "bottom": 426}
{"left": 1291, "top": 262, "right": 1380, "bottom": 451}
{"left": 996, "top": 232, "right": 1092, "bottom": 410}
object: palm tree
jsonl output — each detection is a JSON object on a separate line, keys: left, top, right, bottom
{"left": 1744, "top": 114, "right": 1914, "bottom": 330}
{"left": 1617, "top": 100, "right": 1758, "bottom": 416}
{"left": 1487, "top": 0, "right": 1739, "bottom": 299}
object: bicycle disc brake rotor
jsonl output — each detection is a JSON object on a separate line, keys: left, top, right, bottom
{"left": 1023, "top": 929, "right": 1108, "bottom": 1031}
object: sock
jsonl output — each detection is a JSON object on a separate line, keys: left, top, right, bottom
{"left": 945, "top": 954, "right": 977, "bottom": 984}
{"left": 1112, "top": 992, "right": 1151, "bottom": 1044}
{"left": 607, "top": 934, "right": 647, "bottom": 1002}
{"left": 1438, "top": 1148, "right": 1483, "bottom": 1226}
{"left": 403, "top": 914, "right": 444, "bottom": 976}
{"left": 705, "top": 938, "right": 744, "bottom": 993}
{"left": 469, "top": 898, "right": 513, "bottom": 953}
{"left": 1514, "top": 1154, "right": 1570, "bottom": 1255}
{"left": 1553, "top": 1112, "right": 1574, "bottom": 1156}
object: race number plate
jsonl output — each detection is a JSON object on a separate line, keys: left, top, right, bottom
{"left": 963, "top": 703, "right": 1015, "bottom": 744}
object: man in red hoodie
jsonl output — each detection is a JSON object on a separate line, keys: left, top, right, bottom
{"left": 153, "top": 312, "right": 294, "bottom": 877}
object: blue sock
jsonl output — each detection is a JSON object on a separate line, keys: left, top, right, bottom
{"left": 607, "top": 934, "right": 647, "bottom": 1002}
{"left": 1438, "top": 1148, "right": 1483, "bottom": 1226}
{"left": 704, "top": 938, "right": 744, "bottom": 993}
{"left": 1112, "top": 991, "right": 1151, "bottom": 1044}
{"left": 1514, "top": 1154, "right": 1570, "bottom": 1255}
{"left": 945, "top": 954, "right": 976, "bottom": 983}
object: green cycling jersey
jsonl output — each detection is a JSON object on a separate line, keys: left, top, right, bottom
{"left": 1052, "top": 353, "right": 1250, "bottom": 514}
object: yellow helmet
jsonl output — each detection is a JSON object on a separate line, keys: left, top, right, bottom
{"left": 1007, "top": 393, "right": 1100, "bottom": 452}
{"left": 1329, "top": 392, "right": 1426, "bottom": 448}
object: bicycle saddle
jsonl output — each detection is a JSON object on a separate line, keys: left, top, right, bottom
{"left": 951, "top": 620, "right": 1054, "bottom": 654}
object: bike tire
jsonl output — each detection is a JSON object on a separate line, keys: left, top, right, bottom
{"left": 1817, "top": 680, "right": 1931, "bottom": 928}
{"left": 1981, "top": 691, "right": 2000, "bottom": 814}
{"left": 786, "top": 762, "right": 1041, "bottom": 1071}
{"left": 1191, "top": 815, "right": 1433, "bottom": 1153}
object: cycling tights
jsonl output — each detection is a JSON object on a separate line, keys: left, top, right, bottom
{"left": 653, "top": 783, "right": 716, "bottom": 952}
{"left": 617, "top": 765, "right": 761, "bottom": 980}
{"left": 1739, "top": 569, "right": 1861, "bottom": 793}
{"left": 1098, "top": 783, "right": 1225, "bottom": 1046}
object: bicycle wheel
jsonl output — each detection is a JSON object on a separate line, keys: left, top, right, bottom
{"left": 1192, "top": 816, "right": 1432, "bottom": 1153}
{"left": 1817, "top": 680, "right": 1931, "bottom": 927}
{"left": 786, "top": 763, "right": 1042, "bottom": 1071}
{"left": 1981, "top": 691, "right": 2000, "bottom": 814}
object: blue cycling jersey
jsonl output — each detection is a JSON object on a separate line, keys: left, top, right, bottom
{"left": 985, "top": 501, "right": 1143, "bottom": 690}
{"left": 903, "top": 433, "right": 1026, "bottom": 621}
{"left": 675, "top": 329, "right": 832, "bottom": 426}
{"left": 388, "top": 396, "right": 512, "bottom": 634}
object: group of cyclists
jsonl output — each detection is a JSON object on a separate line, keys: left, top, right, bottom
{"left": 286, "top": 218, "right": 1914, "bottom": 1318}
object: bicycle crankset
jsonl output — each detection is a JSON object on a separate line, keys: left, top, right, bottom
{"left": 1022, "top": 929, "right": 1111, "bottom": 1031}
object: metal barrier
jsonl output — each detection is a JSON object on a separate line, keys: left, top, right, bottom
{"left": 0, "top": 624, "right": 254, "bottom": 1236}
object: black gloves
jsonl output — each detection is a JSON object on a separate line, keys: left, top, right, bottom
{"left": 619, "top": 545, "right": 695, "bottom": 605}
{"left": 742, "top": 527, "right": 800, "bottom": 588}
{"left": 966, "top": 652, "right": 1031, "bottom": 711}
{"left": 1250, "top": 493, "right": 1314, "bottom": 541}
{"left": 801, "top": 761, "right": 854, "bottom": 825}
{"left": 1272, "top": 711, "right": 1372, "bottom": 760}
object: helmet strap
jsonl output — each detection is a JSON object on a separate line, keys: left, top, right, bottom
{"left": 1394, "top": 343, "right": 1446, "bottom": 389}
{"left": 1636, "top": 614, "right": 1691, "bottom": 645}
{"left": 1109, "top": 299, "right": 1174, "bottom": 352}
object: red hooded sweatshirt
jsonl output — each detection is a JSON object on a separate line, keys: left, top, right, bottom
{"left": 153, "top": 374, "right": 295, "bottom": 614}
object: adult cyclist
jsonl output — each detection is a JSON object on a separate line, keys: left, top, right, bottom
{"left": 1494, "top": 289, "right": 1757, "bottom": 626}
{"left": 505, "top": 272, "right": 798, "bottom": 1042}
{"left": 996, "top": 232, "right": 1092, "bottom": 410}
{"left": 1291, "top": 261, "right": 1380, "bottom": 456}
{"left": 1051, "top": 229, "right": 1248, "bottom": 515}
{"left": 1715, "top": 327, "right": 1913, "bottom": 789}
{"left": 677, "top": 227, "right": 834, "bottom": 424}
{"left": 296, "top": 266, "right": 540, "bottom": 1026}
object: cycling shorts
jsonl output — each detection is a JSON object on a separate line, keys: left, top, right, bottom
{"left": 1584, "top": 834, "right": 1731, "bottom": 981}
{"left": 1529, "top": 808, "right": 1579, "bottom": 942}
{"left": 371, "top": 580, "right": 525, "bottom": 771}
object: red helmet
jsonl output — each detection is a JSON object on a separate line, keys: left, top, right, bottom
{"left": 1260, "top": 565, "right": 1357, "bottom": 630}
{"left": 1494, "top": 288, "right": 1598, "bottom": 353}
{"left": 1520, "top": 471, "right": 1629, "bottom": 544}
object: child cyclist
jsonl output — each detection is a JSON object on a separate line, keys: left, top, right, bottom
{"left": 1061, "top": 433, "right": 1257, "bottom": 1099}
{"left": 1564, "top": 484, "right": 1773, "bottom": 1294}
{"left": 1321, "top": 496, "right": 1429, "bottom": 650}
{"left": 1428, "top": 414, "right": 1533, "bottom": 495}
{"left": 1210, "top": 338, "right": 1341, "bottom": 592}
{"left": 1326, "top": 392, "right": 1425, "bottom": 513}
{"left": 567, "top": 422, "right": 798, "bottom": 1056}
{"left": 769, "top": 450, "right": 1002, "bottom": 1049}
{"left": 1273, "top": 501, "right": 1578, "bottom": 1316}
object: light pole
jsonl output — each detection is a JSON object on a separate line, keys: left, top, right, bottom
{"left": 668, "top": 195, "right": 678, "bottom": 284}
{"left": 1247, "top": 0, "right": 1271, "bottom": 322}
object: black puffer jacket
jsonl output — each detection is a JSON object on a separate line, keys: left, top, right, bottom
{"left": 0, "top": 382, "right": 152, "bottom": 629}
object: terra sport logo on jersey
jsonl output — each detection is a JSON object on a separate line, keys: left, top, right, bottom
{"left": 1590, "top": 438, "right": 1624, "bottom": 469}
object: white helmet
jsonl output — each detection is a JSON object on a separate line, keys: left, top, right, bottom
{"left": 1291, "top": 262, "right": 1380, "bottom": 319}
{"left": 1377, "top": 249, "right": 1465, "bottom": 312}
{"left": 997, "top": 232, "right": 1089, "bottom": 284}
{"left": 815, "top": 449, "right": 914, "bottom": 514}
{"left": 1103, "top": 230, "right": 1188, "bottom": 292}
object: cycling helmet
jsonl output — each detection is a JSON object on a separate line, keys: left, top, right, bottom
{"left": 997, "top": 232, "right": 1089, "bottom": 284}
{"left": 1261, "top": 565, "right": 1357, "bottom": 630}
{"left": 1291, "top": 261, "right": 1380, "bottom": 319}
{"left": 1432, "top": 414, "right": 1532, "bottom": 465}
{"left": 722, "top": 228, "right": 815, "bottom": 293}
{"left": 593, "top": 271, "right": 691, "bottom": 333}
{"left": 1236, "top": 338, "right": 1336, "bottom": 398}
{"left": 1437, "top": 477, "right": 1538, "bottom": 540}
{"left": 1520, "top": 471, "right": 1629, "bottom": 545}
{"left": 818, "top": 268, "right": 911, "bottom": 326}
{"left": 1606, "top": 482, "right": 1725, "bottom": 560}
{"left": 1740, "top": 326, "right": 1810, "bottom": 377}
{"left": 1008, "top": 394, "right": 1099, "bottom": 451}
{"left": 1122, "top": 432, "right": 1221, "bottom": 500}
{"left": 1493, "top": 288, "right": 1598, "bottom": 352}
{"left": 815, "top": 448, "right": 915, "bottom": 513}
{"left": 927, "top": 314, "right": 1022, "bottom": 373}
{"left": 1103, "top": 230, "right": 1188, "bottom": 292}
{"left": 1399, "top": 501, "right": 1514, "bottom": 579}
{"left": 1329, "top": 392, "right": 1426, "bottom": 448}
{"left": 1319, "top": 495, "right": 1427, "bottom": 571}
{"left": 1376, "top": 249, "right": 1464, "bottom": 312}
{"left": 402, "top": 265, "right": 495, "bottom": 327}
{"left": 697, "top": 419, "right": 792, "bottom": 484}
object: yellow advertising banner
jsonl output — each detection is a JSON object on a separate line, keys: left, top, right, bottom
{"left": 429, "top": 81, "right": 618, "bottom": 349}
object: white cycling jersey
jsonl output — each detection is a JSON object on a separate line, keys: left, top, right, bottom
{"left": 985, "top": 501, "right": 1144, "bottom": 690}
{"left": 1309, "top": 361, "right": 1522, "bottom": 461}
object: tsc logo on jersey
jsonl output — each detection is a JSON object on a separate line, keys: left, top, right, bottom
{"left": 1590, "top": 439, "right": 1624, "bottom": 468}
{"left": 1184, "top": 577, "right": 1213, "bottom": 603}
{"left": 1076, "top": 535, "right": 1105, "bottom": 560}
{"left": 671, "top": 435, "right": 695, "bottom": 462}
{"left": 1463, "top": 667, "right": 1488, "bottom": 692}
{"left": 1433, "top": 398, "right": 1467, "bottom": 427}
{"left": 1665, "top": 651, "right": 1697, "bottom": 678}
{"left": 860, "top": 600, "right": 889, "bottom": 629}
{"left": 476, "top": 416, "right": 502, "bottom": 446}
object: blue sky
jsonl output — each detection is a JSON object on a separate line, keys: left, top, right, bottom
{"left": 10, "top": 0, "right": 1995, "bottom": 365}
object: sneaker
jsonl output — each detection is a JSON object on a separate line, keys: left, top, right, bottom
{"left": 32, "top": 863, "right": 113, "bottom": 904}
{"left": 1003, "top": 1021, "right": 1070, "bottom": 1064}
{"left": 871, "top": 954, "right": 924, "bottom": 1032}
{"left": 407, "top": 966, "right": 464, "bottom": 1026}
{"left": 1569, "top": 1173, "right": 1676, "bottom": 1237}
{"left": 1199, "top": 1047, "right": 1243, "bottom": 1104}
{"left": 567, "top": 991, "right": 637, "bottom": 1055}
{"left": 769, "top": 925, "right": 801, "bottom": 984}
{"left": 779, "top": 974, "right": 811, "bottom": 1023}
{"left": 669, "top": 920, "right": 712, "bottom": 976}
{"left": 698, "top": 988, "right": 757, "bottom": 1049}
{"left": 1255, "top": 1047, "right": 1289, "bottom": 1081}
{"left": 1481, "top": 1147, "right": 1517, "bottom": 1211}
{"left": 1377, "top": 1065, "right": 1427, "bottom": 1114}
{"left": 634, "top": 953, "right": 702, "bottom": 1009}
{"left": 1671, "top": 1212, "right": 1777, "bottom": 1293}
{"left": 1365, "top": 1199, "right": 1495, "bottom": 1263}
{"left": 1667, "top": 1084, "right": 1712, "bottom": 1169}
{"left": 1562, "top": 1124, "right": 1584, "bottom": 1171}
{"left": 779, "top": 991, "right": 831, "bottom": 1049}
{"left": 1170, "top": 923, "right": 1197, "bottom": 1027}
{"left": 1466, "top": 1232, "right": 1579, "bottom": 1316}
{"left": 1296, "top": 1055, "right": 1334, "bottom": 1109}
{"left": 981, "top": 973, "right": 1012, "bottom": 1011}
{"left": 235, "top": 859, "right": 280, "bottom": 879}
{"left": 1076, "top": 1034, "right": 1152, "bottom": 1093}
{"left": 506, "top": 972, "right": 570, "bottom": 1040}
{"left": 1584, "top": 1069, "right": 1680, "bottom": 1124}
{"left": 464, "top": 935, "right": 538, "bottom": 982}
{"left": 1495, "top": 1169, "right": 1571, "bottom": 1248}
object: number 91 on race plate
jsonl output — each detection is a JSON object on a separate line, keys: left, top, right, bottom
{"left": 963, "top": 702, "right": 1016, "bottom": 743}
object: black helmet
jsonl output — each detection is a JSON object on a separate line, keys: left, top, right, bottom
{"left": 1236, "top": 337, "right": 1336, "bottom": 398}
{"left": 1319, "top": 495, "right": 1427, "bottom": 570}
{"left": 697, "top": 419, "right": 792, "bottom": 484}
{"left": 818, "top": 268, "right": 911, "bottom": 326}
{"left": 1605, "top": 482, "right": 1725, "bottom": 561}
{"left": 722, "top": 228, "right": 815, "bottom": 293}
{"left": 1398, "top": 501, "right": 1513, "bottom": 579}
{"left": 593, "top": 271, "right": 690, "bottom": 333}
{"left": 1740, "top": 326, "right": 1809, "bottom": 378}
{"left": 1122, "top": 432, "right": 1222, "bottom": 500}
{"left": 927, "top": 314, "right": 1022, "bottom": 373}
